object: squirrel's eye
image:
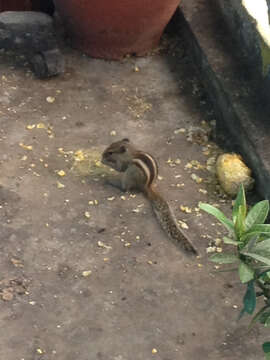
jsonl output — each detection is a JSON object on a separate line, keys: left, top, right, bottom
{"left": 107, "top": 151, "right": 113, "bottom": 155}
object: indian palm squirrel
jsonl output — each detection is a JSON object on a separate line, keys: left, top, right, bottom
{"left": 102, "top": 138, "right": 198, "bottom": 256}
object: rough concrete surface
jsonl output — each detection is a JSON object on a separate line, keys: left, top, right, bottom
{"left": 0, "top": 28, "right": 267, "bottom": 360}
{"left": 180, "top": 0, "right": 270, "bottom": 201}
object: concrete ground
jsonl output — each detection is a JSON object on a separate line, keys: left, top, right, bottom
{"left": 0, "top": 28, "right": 267, "bottom": 360}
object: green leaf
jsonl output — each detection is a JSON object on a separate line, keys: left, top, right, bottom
{"left": 245, "top": 200, "right": 269, "bottom": 230}
{"left": 238, "top": 262, "right": 255, "bottom": 283}
{"left": 235, "top": 205, "right": 246, "bottom": 238}
{"left": 241, "top": 281, "right": 256, "bottom": 316}
{"left": 199, "top": 203, "right": 234, "bottom": 232}
{"left": 223, "top": 237, "right": 238, "bottom": 246}
{"left": 265, "top": 316, "right": 270, "bottom": 327}
{"left": 248, "top": 305, "right": 269, "bottom": 329}
{"left": 263, "top": 342, "right": 270, "bottom": 355}
{"left": 209, "top": 253, "right": 239, "bottom": 264}
{"left": 252, "top": 238, "right": 270, "bottom": 253}
{"left": 260, "top": 311, "right": 270, "bottom": 325}
{"left": 241, "top": 224, "right": 270, "bottom": 242}
{"left": 241, "top": 252, "right": 270, "bottom": 266}
{"left": 242, "top": 239, "right": 270, "bottom": 266}
{"left": 233, "top": 184, "right": 246, "bottom": 224}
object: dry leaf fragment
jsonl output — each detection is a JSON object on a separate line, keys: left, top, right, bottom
{"left": 107, "top": 196, "right": 115, "bottom": 201}
{"left": 84, "top": 211, "right": 91, "bottom": 218}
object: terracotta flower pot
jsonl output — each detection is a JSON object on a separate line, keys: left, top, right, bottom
{"left": 0, "top": 0, "right": 32, "bottom": 11}
{"left": 0, "top": 0, "right": 54, "bottom": 14}
{"left": 53, "top": 0, "right": 181, "bottom": 59}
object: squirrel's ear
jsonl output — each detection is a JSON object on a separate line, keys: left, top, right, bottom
{"left": 122, "top": 138, "right": 130, "bottom": 143}
{"left": 119, "top": 145, "right": 127, "bottom": 153}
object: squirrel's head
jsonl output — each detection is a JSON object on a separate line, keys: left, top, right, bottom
{"left": 102, "top": 138, "right": 133, "bottom": 172}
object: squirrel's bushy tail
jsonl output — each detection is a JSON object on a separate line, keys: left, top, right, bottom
{"left": 145, "top": 187, "right": 198, "bottom": 256}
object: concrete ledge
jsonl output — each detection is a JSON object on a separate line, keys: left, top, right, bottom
{"left": 178, "top": 0, "right": 270, "bottom": 200}
{"left": 215, "top": 0, "right": 270, "bottom": 107}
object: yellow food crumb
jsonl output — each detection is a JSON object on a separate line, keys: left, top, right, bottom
{"left": 46, "top": 96, "right": 55, "bottom": 103}
{"left": 26, "top": 124, "right": 36, "bottom": 130}
{"left": 107, "top": 196, "right": 115, "bottom": 201}
{"left": 180, "top": 205, "right": 192, "bottom": 213}
{"left": 57, "top": 181, "right": 65, "bottom": 189}
{"left": 19, "top": 142, "right": 32, "bottom": 150}
{"left": 37, "top": 122, "right": 46, "bottom": 129}
{"left": 82, "top": 270, "right": 92, "bottom": 277}
{"left": 174, "top": 128, "right": 186, "bottom": 134}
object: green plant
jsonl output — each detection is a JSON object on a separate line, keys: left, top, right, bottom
{"left": 199, "top": 184, "right": 270, "bottom": 359}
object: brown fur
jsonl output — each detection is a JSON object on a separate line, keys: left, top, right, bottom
{"left": 102, "top": 138, "right": 198, "bottom": 256}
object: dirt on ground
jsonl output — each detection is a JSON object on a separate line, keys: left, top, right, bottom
{"left": 0, "top": 28, "right": 267, "bottom": 360}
